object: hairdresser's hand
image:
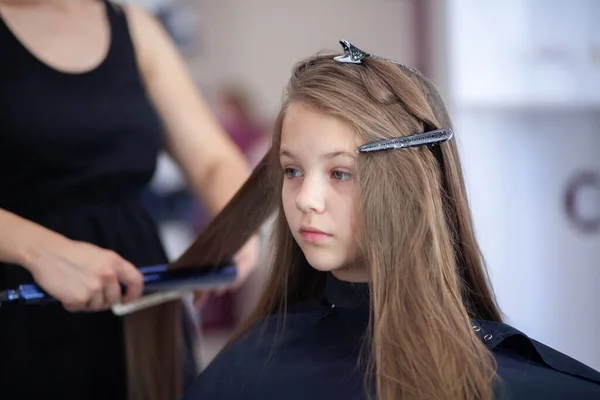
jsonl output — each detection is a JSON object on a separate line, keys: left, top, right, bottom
{"left": 193, "top": 234, "right": 261, "bottom": 309}
{"left": 23, "top": 236, "right": 144, "bottom": 312}
{"left": 230, "top": 234, "right": 261, "bottom": 290}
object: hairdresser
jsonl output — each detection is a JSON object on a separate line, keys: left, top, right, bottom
{"left": 0, "top": 0, "right": 259, "bottom": 399}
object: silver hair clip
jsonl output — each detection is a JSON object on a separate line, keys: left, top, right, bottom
{"left": 333, "top": 40, "right": 450, "bottom": 154}
{"left": 333, "top": 39, "right": 417, "bottom": 73}
{"left": 357, "top": 128, "right": 453, "bottom": 153}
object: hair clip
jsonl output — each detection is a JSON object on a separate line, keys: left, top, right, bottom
{"left": 356, "top": 128, "right": 453, "bottom": 153}
{"left": 334, "top": 39, "right": 417, "bottom": 73}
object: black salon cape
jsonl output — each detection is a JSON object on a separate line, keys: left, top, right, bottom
{"left": 182, "top": 274, "right": 600, "bottom": 399}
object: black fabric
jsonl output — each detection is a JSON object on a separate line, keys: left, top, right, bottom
{"left": 183, "top": 273, "right": 600, "bottom": 399}
{"left": 183, "top": 279, "right": 372, "bottom": 400}
{"left": 0, "top": 2, "right": 189, "bottom": 399}
{"left": 0, "top": 2, "right": 162, "bottom": 218}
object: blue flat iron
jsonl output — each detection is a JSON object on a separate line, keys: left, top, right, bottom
{"left": 0, "top": 262, "right": 237, "bottom": 308}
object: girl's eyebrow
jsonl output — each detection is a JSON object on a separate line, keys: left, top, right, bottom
{"left": 322, "top": 151, "right": 356, "bottom": 160}
{"left": 279, "top": 149, "right": 356, "bottom": 160}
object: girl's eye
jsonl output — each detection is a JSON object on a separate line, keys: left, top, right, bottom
{"left": 332, "top": 170, "right": 352, "bottom": 181}
{"left": 284, "top": 168, "right": 302, "bottom": 178}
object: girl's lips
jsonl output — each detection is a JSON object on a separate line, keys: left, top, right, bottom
{"left": 300, "top": 227, "right": 331, "bottom": 243}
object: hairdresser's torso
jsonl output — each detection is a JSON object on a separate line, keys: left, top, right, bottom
{"left": 183, "top": 273, "right": 600, "bottom": 400}
{"left": 0, "top": 0, "right": 161, "bottom": 222}
{"left": 0, "top": 1, "right": 167, "bottom": 399}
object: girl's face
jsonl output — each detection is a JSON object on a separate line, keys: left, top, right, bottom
{"left": 279, "top": 103, "right": 367, "bottom": 282}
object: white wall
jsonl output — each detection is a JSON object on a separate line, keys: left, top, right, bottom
{"left": 188, "top": 0, "right": 417, "bottom": 118}
{"left": 446, "top": 0, "right": 600, "bottom": 370}
{"left": 456, "top": 111, "right": 600, "bottom": 367}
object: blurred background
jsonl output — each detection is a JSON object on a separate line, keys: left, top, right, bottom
{"left": 124, "top": 0, "right": 600, "bottom": 372}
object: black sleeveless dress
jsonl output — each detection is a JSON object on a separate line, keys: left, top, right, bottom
{"left": 0, "top": 2, "right": 186, "bottom": 399}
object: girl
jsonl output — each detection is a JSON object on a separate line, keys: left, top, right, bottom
{"left": 176, "top": 41, "right": 600, "bottom": 399}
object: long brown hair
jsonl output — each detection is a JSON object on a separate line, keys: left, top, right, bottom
{"left": 122, "top": 154, "right": 275, "bottom": 400}
{"left": 125, "top": 52, "right": 504, "bottom": 400}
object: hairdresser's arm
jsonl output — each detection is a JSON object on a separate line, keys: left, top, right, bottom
{"left": 0, "top": 208, "right": 144, "bottom": 311}
{"left": 127, "top": 4, "right": 249, "bottom": 215}
{"left": 126, "top": 5, "right": 260, "bottom": 288}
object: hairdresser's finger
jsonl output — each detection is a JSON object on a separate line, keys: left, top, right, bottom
{"left": 61, "top": 290, "right": 92, "bottom": 312}
{"left": 63, "top": 301, "right": 86, "bottom": 313}
{"left": 116, "top": 262, "right": 144, "bottom": 303}
{"left": 104, "top": 279, "right": 122, "bottom": 307}
{"left": 86, "top": 292, "right": 106, "bottom": 312}
{"left": 232, "top": 237, "right": 260, "bottom": 289}
{"left": 193, "top": 290, "right": 210, "bottom": 309}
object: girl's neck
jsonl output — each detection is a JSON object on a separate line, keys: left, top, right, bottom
{"left": 331, "top": 266, "right": 369, "bottom": 283}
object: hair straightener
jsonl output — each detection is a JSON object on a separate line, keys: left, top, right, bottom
{"left": 0, "top": 262, "right": 237, "bottom": 315}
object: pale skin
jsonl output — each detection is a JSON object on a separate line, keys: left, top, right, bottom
{"left": 280, "top": 103, "right": 369, "bottom": 283}
{"left": 0, "top": 0, "right": 259, "bottom": 311}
